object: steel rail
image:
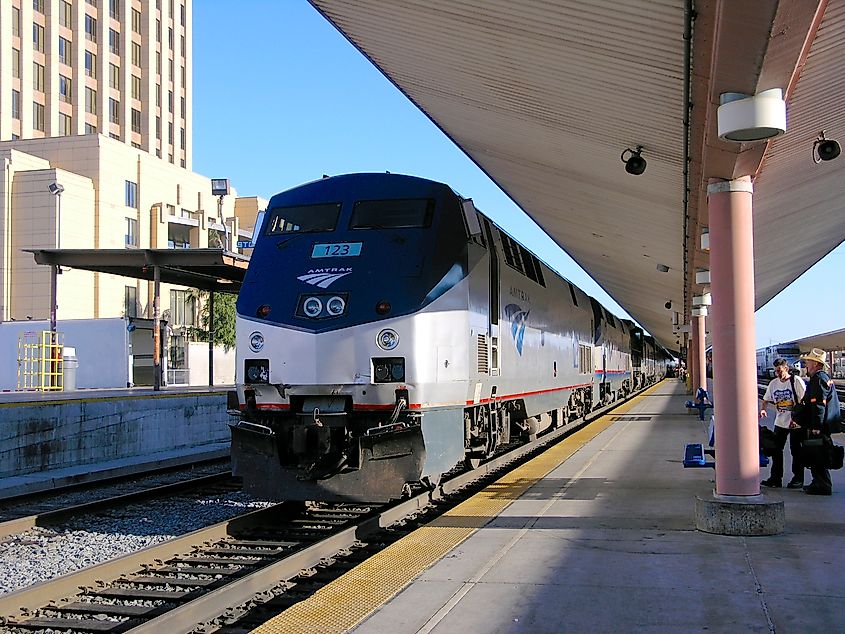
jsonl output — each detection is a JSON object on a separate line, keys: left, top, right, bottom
{"left": 0, "top": 472, "right": 233, "bottom": 540}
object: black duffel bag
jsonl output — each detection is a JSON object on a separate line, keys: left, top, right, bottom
{"left": 759, "top": 426, "right": 778, "bottom": 457}
{"left": 801, "top": 435, "right": 845, "bottom": 470}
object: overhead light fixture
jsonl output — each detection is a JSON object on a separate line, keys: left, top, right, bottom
{"left": 717, "top": 89, "right": 786, "bottom": 142}
{"left": 621, "top": 146, "right": 647, "bottom": 175}
{"left": 813, "top": 131, "right": 841, "bottom": 163}
{"left": 47, "top": 182, "right": 64, "bottom": 195}
{"left": 656, "top": 263, "right": 670, "bottom": 273}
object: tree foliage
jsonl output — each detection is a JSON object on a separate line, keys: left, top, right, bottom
{"left": 189, "top": 291, "right": 237, "bottom": 351}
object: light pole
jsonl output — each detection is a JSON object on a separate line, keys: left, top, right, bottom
{"left": 209, "top": 179, "right": 230, "bottom": 386}
{"left": 47, "top": 182, "right": 64, "bottom": 335}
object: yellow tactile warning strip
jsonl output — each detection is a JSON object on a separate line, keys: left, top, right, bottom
{"left": 251, "top": 381, "right": 664, "bottom": 634}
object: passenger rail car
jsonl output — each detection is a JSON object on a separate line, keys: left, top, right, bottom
{"left": 230, "top": 173, "right": 666, "bottom": 503}
{"left": 756, "top": 343, "right": 801, "bottom": 378}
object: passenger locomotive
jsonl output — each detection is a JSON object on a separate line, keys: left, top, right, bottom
{"left": 230, "top": 173, "right": 668, "bottom": 502}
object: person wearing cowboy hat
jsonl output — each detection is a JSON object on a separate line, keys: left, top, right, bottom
{"left": 797, "top": 348, "right": 835, "bottom": 495}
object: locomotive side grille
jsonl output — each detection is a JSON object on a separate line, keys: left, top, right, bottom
{"left": 477, "top": 334, "right": 489, "bottom": 373}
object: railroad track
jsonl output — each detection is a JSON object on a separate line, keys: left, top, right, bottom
{"left": 0, "top": 470, "right": 235, "bottom": 541}
{"left": 0, "top": 382, "right": 661, "bottom": 633}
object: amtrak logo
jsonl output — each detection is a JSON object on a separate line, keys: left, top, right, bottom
{"left": 505, "top": 303, "right": 529, "bottom": 355}
{"left": 297, "top": 268, "right": 352, "bottom": 288}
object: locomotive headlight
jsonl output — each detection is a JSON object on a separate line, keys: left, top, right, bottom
{"left": 249, "top": 332, "right": 265, "bottom": 352}
{"left": 326, "top": 296, "right": 346, "bottom": 316}
{"left": 303, "top": 296, "right": 323, "bottom": 318}
{"left": 377, "top": 328, "right": 399, "bottom": 351}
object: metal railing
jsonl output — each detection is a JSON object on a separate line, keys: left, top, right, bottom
{"left": 17, "top": 331, "right": 64, "bottom": 391}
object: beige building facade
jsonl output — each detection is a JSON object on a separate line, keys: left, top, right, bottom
{"left": 0, "top": 135, "right": 265, "bottom": 383}
{"left": 1, "top": 0, "right": 192, "bottom": 168}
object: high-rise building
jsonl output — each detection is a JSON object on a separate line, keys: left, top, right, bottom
{"left": 0, "top": 0, "right": 192, "bottom": 169}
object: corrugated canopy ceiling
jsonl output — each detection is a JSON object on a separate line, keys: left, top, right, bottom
{"left": 310, "top": 0, "right": 845, "bottom": 351}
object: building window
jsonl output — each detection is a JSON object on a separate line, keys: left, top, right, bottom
{"left": 168, "top": 122, "right": 173, "bottom": 144}
{"left": 131, "top": 75, "right": 141, "bottom": 100}
{"left": 58, "top": 37, "right": 71, "bottom": 64}
{"left": 33, "top": 24, "right": 45, "bottom": 52}
{"left": 155, "top": 117, "right": 161, "bottom": 139}
{"left": 131, "top": 41, "right": 142, "bottom": 67}
{"left": 85, "top": 87, "right": 97, "bottom": 114}
{"left": 156, "top": 84, "right": 161, "bottom": 106}
{"left": 60, "top": 1, "right": 72, "bottom": 27}
{"left": 180, "top": 96, "right": 186, "bottom": 118}
{"left": 131, "top": 108, "right": 141, "bottom": 133}
{"left": 85, "top": 50, "right": 97, "bottom": 77}
{"left": 109, "top": 0, "right": 119, "bottom": 19}
{"left": 125, "top": 217, "right": 138, "bottom": 247}
{"left": 12, "top": 49, "right": 20, "bottom": 79}
{"left": 156, "top": 19, "right": 161, "bottom": 42}
{"left": 180, "top": 127, "right": 185, "bottom": 149}
{"left": 125, "top": 180, "right": 138, "bottom": 208}
{"left": 170, "top": 289, "right": 195, "bottom": 326}
{"left": 86, "top": 0, "right": 96, "bottom": 5}
{"left": 168, "top": 90, "right": 173, "bottom": 113}
{"left": 168, "top": 27, "right": 173, "bottom": 48}
{"left": 33, "top": 0, "right": 45, "bottom": 14}
{"left": 33, "top": 62, "right": 45, "bottom": 92}
{"left": 11, "top": 91, "right": 20, "bottom": 120}
{"left": 85, "top": 123, "right": 97, "bottom": 134}
{"left": 168, "top": 58, "right": 174, "bottom": 80}
{"left": 85, "top": 15, "right": 97, "bottom": 42}
{"left": 131, "top": 142, "right": 141, "bottom": 149}
{"left": 131, "top": 8, "right": 142, "bottom": 33}
{"left": 109, "top": 98, "right": 120, "bottom": 124}
{"left": 124, "top": 285, "right": 138, "bottom": 317}
{"left": 109, "top": 28, "right": 119, "bottom": 54}
{"left": 156, "top": 51, "right": 161, "bottom": 74}
{"left": 59, "top": 113, "right": 72, "bottom": 136}
{"left": 59, "top": 75, "right": 72, "bottom": 102}
{"left": 12, "top": 7, "right": 20, "bottom": 37}
{"left": 180, "top": 3, "right": 186, "bottom": 26}
{"left": 33, "top": 102, "right": 45, "bottom": 132}
{"left": 181, "top": 35, "right": 185, "bottom": 57}
{"left": 109, "top": 63, "right": 120, "bottom": 89}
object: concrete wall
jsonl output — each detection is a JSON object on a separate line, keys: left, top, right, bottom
{"left": 0, "top": 392, "right": 231, "bottom": 478}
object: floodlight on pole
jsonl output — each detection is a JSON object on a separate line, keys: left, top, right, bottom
{"left": 47, "top": 182, "right": 65, "bottom": 335}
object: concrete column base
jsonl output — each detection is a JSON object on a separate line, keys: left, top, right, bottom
{"left": 695, "top": 492, "right": 785, "bottom": 535}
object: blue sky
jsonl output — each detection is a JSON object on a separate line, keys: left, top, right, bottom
{"left": 192, "top": 1, "right": 844, "bottom": 350}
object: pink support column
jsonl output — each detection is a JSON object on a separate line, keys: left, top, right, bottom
{"left": 708, "top": 176, "right": 759, "bottom": 497}
{"left": 694, "top": 314, "right": 707, "bottom": 391}
{"left": 688, "top": 327, "right": 698, "bottom": 392}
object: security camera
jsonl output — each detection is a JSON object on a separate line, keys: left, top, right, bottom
{"left": 621, "top": 146, "right": 647, "bottom": 175}
{"left": 664, "top": 301, "right": 672, "bottom": 310}
{"left": 813, "top": 132, "right": 841, "bottom": 163}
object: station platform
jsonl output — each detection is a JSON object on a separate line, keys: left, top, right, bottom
{"left": 0, "top": 386, "right": 233, "bottom": 499}
{"left": 255, "top": 380, "right": 845, "bottom": 633}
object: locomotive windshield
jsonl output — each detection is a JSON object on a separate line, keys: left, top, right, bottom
{"left": 351, "top": 198, "right": 434, "bottom": 229}
{"left": 265, "top": 202, "right": 341, "bottom": 235}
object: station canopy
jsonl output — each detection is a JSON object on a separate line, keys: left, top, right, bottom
{"left": 310, "top": 0, "right": 845, "bottom": 352}
{"left": 26, "top": 249, "right": 248, "bottom": 293}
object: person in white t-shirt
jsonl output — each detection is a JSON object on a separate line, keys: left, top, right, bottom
{"left": 760, "top": 358, "right": 806, "bottom": 488}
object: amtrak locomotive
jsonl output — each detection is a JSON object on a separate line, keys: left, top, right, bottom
{"left": 230, "top": 173, "right": 667, "bottom": 502}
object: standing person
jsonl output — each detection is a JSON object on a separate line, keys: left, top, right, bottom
{"left": 798, "top": 348, "right": 835, "bottom": 495}
{"left": 760, "top": 358, "right": 806, "bottom": 488}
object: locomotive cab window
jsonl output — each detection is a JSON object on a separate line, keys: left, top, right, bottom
{"left": 350, "top": 198, "right": 434, "bottom": 229}
{"left": 265, "top": 202, "right": 341, "bottom": 235}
